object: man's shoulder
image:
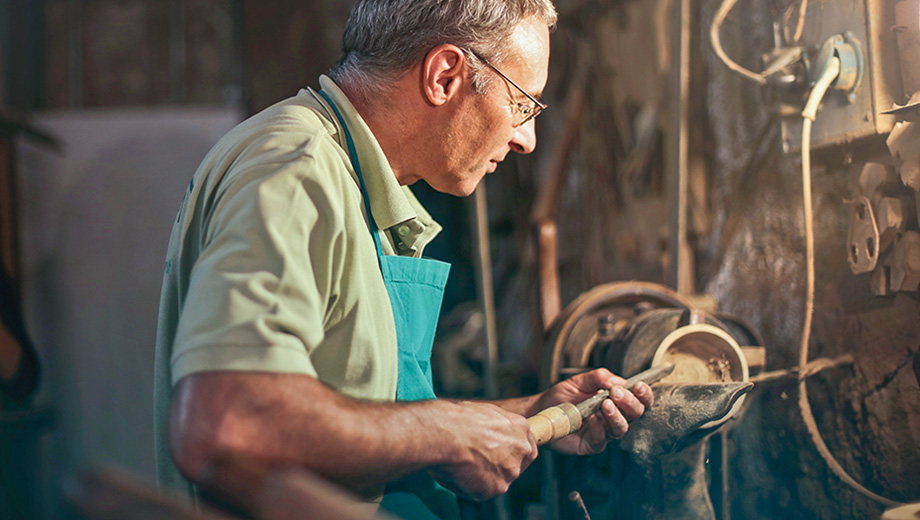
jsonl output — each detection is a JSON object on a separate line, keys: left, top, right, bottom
{"left": 191, "top": 92, "right": 361, "bottom": 220}
{"left": 205, "top": 91, "right": 350, "bottom": 181}
{"left": 231, "top": 92, "right": 337, "bottom": 152}
{"left": 254, "top": 91, "right": 335, "bottom": 131}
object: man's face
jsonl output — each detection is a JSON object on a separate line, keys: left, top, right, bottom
{"left": 426, "top": 17, "right": 550, "bottom": 197}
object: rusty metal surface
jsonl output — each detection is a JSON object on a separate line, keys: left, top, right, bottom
{"left": 779, "top": 0, "right": 904, "bottom": 152}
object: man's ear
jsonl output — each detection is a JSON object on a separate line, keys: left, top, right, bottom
{"left": 422, "top": 44, "right": 467, "bottom": 106}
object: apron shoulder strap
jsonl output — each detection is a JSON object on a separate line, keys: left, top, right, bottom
{"left": 315, "top": 89, "right": 386, "bottom": 261}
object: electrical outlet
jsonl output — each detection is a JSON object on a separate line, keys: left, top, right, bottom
{"left": 777, "top": 0, "right": 904, "bottom": 153}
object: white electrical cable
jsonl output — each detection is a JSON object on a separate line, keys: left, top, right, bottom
{"left": 710, "top": 0, "right": 768, "bottom": 85}
{"left": 798, "top": 55, "right": 902, "bottom": 508}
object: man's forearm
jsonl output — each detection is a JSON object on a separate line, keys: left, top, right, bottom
{"left": 169, "top": 371, "right": 537, "bottom": 499}
{"left": 170, "top": 372, "right": 458, "bottom": 494}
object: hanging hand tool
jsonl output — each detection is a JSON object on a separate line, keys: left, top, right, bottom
{"left": 527, "top": 364, "right": 675, "bottom": 446}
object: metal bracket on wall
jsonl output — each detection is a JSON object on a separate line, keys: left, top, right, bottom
{"left": 775, "top": 0, "right": 904, "bottom": 153}
{"left": 845, "top": 196, "right": 880, "bottom": 274}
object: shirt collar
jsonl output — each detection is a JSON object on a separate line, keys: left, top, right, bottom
{"left": 307, "top": 76, "right": 442, "bottom": 256}
{"left": 314, "top": 76, "right": 415, "bottom": 231}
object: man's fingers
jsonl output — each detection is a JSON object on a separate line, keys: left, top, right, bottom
{"left": 601, "top": 398, "right": 629, "bottom": 438}
{"left": 594, "top": 369, "right": 625, "bottom": 391}
{"left": 526, "top": 437, "right": 539, "bottom": 464}
{"left": 631, "top": 382, "right": 655, "bottom": 407}
{"left": 581, "top": 414, "right": 609, "bottom": 450}
{"left": 609, "top": 385, "right": 646, "bottom": 421}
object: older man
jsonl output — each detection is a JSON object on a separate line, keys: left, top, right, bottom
{"left": 153, "top": 1, "right": 652, "bottom": 518}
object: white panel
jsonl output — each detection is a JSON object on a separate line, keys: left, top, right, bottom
{"left": 14, "top": 107, "right": 242, "bottom": 504}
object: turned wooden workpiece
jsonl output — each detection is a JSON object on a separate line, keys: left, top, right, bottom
{"left": 527, "top": 364, "right": 674, "bottom": 445}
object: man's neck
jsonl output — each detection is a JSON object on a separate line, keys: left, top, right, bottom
{"left": 337, "top": 78, "right": 424, "bottom": 187}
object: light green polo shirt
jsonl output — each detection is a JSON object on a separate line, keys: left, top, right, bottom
{"left": 153, "top": 75, "right": 442, "bottom": 495}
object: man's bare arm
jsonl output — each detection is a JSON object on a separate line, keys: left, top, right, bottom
{"left": 170, "top": 371, "right": 537, "bottom": 500}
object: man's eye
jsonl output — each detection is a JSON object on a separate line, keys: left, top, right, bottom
{"left": 518, "top": 103, "right": 533, "bottom": 115}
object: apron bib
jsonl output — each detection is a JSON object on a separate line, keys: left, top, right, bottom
{"left": 319, "top": 91, "right": 458, "bottom": 520}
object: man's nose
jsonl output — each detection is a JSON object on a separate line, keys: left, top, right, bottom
{"left": 510, "top": 120, "right": 537, "bottom": 154}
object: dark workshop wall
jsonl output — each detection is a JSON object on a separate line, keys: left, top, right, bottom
{"left": 508, "top": 0, "right": 920, "bottom": 518}
{"left": 695, "top": 0, "right": 920, "bottom": 516}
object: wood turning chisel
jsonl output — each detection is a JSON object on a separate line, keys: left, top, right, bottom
{"left": 527, "top": 363, "right": 675, "bottom": 446}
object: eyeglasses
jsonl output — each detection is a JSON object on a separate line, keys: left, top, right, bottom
{"left": 467, "top": 49, "right": 547, "bottom": 127}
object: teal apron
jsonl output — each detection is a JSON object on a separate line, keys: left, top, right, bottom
{"left": 319, "top": 91, "right": 460, "bottom": 520}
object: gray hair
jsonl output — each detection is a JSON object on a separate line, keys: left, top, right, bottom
{"left": 328, "top": 0, "right": 556, "bottom": 98}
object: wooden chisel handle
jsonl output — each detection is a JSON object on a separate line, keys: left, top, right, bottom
{"left": 527, "top": 364, "right": 675, "bottom": 446}
{"left": 527, "top": 402, "right": 582, "bottom": 446}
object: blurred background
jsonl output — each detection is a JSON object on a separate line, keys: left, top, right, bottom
{"left": 0, "top": 0, "right": 918, "bottom": 519}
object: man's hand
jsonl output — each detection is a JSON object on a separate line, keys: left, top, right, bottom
{"left": 533, "top": 368, "right": 653, "bottom": 455}
{"left": 428, "top": 400, "right": 538, "bottom": 501}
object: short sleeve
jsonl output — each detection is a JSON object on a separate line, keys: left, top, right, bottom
{"left": 170, "top": 152, "right": 344, "bottom": 385}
